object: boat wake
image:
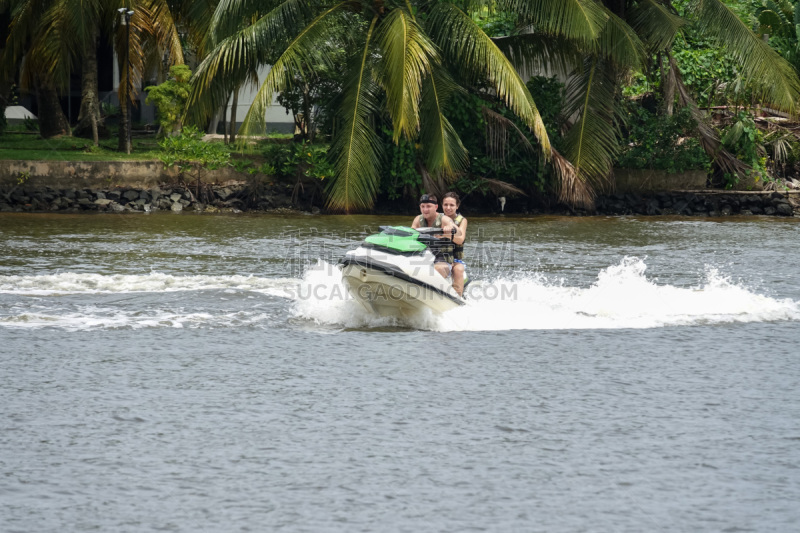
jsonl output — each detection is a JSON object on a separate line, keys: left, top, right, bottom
{"left": 292, "top": 257, "right": 800, "bottom": 331}
{"left": 0, "top": 272, "right": 297, "bottom": 297}
{"left": 1, "top": 258, "right": 797, "bottom": 331}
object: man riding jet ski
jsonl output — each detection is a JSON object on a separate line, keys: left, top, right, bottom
{"left": 339, "top": 224, "right": 466, "bottom": 317}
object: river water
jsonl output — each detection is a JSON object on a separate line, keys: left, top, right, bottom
{"left": 1, "top": 212, "right": 799, "bottom": 532}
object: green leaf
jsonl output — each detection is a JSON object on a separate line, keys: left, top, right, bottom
{"left": 325, "top": 15, "right": 383, "bottom": 212}
{"left": 690, "top": 0, "right": 800, "bottom": 113}
{"left": 377, "top": 7, "right": 438, "bottom": 142}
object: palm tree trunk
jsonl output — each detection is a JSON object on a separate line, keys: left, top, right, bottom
{"left": 76, "top": 28, "right": 101, "bottom": 145}
{"left": 230, "top": 86, "right": 240, "bottom": 143}
{"left": 303, "top": 81, "right": 313, "bottom": 142}
{"left": 208, "top": 107, "right": 221, "bottom": 134}
{"left": 660, "top": 54, "right": 676, "bottom": 116}
{"left": 118, "top": 95, "right": 130, "bottom": 152}
{"left": 222, "top": 98, "right": 228, "bottom": 144}
{"left": 37, "top": 78, "right": 71, "bottom": 139}
{"left": 0, "top": 78, "right": 12, "bottom": 133}
{"left": 117, "top": 36, "right": 132, "bottom": 154}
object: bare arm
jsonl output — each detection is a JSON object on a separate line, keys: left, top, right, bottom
{"left": 440, "top": 215, "right": 455, "bottom": 240}
{"left": 453, "top": 217, "right": 467, "bottom": 245}
{"left": 411, "top": 215, "right": 420, "bottom": 229}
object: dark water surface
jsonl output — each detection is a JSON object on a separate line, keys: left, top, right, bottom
{"left": 1, "top": 213, "right": 799, "bottom": 532}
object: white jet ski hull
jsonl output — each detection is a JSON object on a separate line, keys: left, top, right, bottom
{"left": 340, "top": 246, "right": 464, "bottom": 317}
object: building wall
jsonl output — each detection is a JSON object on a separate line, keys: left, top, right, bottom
{"left": 107, "top": 61, "right": 294, "bottom": 133}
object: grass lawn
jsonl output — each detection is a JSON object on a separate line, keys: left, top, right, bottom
{"left": 0, "top": 132, "right": 163, "bottom": 161}
{"left": 0, "top": 128, "right": 293, "bottom": 162}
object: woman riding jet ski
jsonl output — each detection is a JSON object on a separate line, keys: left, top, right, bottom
{"left": 339, "top": 225, "right": 466, "bottom": 317}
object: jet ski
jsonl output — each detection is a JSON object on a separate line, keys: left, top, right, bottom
{"left": 339, "top": 225, "right": 465, "bottom": 317}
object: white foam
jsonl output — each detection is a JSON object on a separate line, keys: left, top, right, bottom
{"left": 2, "top": 259, "right": 797, "bottom": 331}
{"left": 0, "top": 272, "right": 298, "bottom": 296}
{"left": 0, "top": 308, "right": 274, "bottom": 331}
{"left": 293, "top": 258, "right": 800, "bottom": 331}
{"left": 0, "top": 272, "right": 297, "bottom": 330}
{"left": 289, "top": 261, "right": 439, "bottom": 329}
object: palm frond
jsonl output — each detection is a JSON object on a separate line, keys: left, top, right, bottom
{"left": 629, "top": 0, "right": 687, "bottom": 52}
{"left": 481, "top": 106, "right": 591, "bottom": 208}
{"left": 498, "top": 0, "right": 607, "bottom": 47}
{"left": 416, "top": 159, "right": 445, "bottom": 199}
{"left": 204, "top": 0, "right": 299, "bottom": 50}
{"left": 763, "top": 130, "right": 791, "bottom": 164}
{"left": 35, "top": 0, "right": 87, "bottom": 85}
{"left": 551, "top": 147, "right": 594, "bottom": 209}
{"left": 377, "top": 7, "right": 438, "bottom": 142}
{"left": 598, "top": 8, "right": 646, "bottom": 70}
{"left": 2, "top": 0, "right": 47, "bottom": 54}
{"left": 142, "top": 0, "right": 184, "bottom": 66}
{"left": 482, "top": 177, "right": 528, "bottom": 197}
{"left": 482, "top": 106, "right": 535, "bottom": 166}
{"left": 493, "top": 32, "right": 584, "bottom": 81}
{"left": 418, "top": 66, "right": 468, "bottom": 180}
{"left": 1, "top": 0, "right": 50, "bottom": 81}
{"left": 325, "top": 15, "right": 383, "bottom": 212}
{"left": 190, "top": 1, "right": 343, "bottom": 129}
{"left": 427, "top": 2, "right": 550, "bottom": 156}
{"left": 690, "top": 0, "right": 800, "bottom": 113}
{"left": 561, "top": 58, "right": 620, "bottom": 193}
{"left": 669, "top": 54, "right": 749, "bottom": 177}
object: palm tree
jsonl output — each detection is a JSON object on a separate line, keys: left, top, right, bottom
{"left": 497, "top": 0, "right": 800, "bottom": 205}
{"left": 1, "top": 0, "right": 188, "bottom": 147}
{"left": 190, "top": 0, "right": 553, "bottom": 212}
{"left": 1, "top": 0, "right": 71, "bottom": 138}
{"left": 190, "top": 0, "right": 800, "bottom": 211}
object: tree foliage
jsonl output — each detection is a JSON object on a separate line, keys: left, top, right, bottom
{"left": 189, "top": 0, "right": 552, "bottom": 212}
{"left": 146, "top": 64, "right": 192, "bottom": 135}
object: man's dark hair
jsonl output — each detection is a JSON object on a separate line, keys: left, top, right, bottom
{"left": 419, "top": 194, "right": 438, "bottom": 204}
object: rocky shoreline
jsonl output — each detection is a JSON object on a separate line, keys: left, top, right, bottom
{"left": 592, "top": 190, "right": 799, "bottom": 217}
{"left": 1, "top": 182, "right": 799, "bottom": 217}
{"left": 0, "top": 182, "right": 321, "bottom": 214}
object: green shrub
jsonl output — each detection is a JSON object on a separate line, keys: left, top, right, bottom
{"left": 617, "top": 104, "right": 711, "bottom": 173}
{"left": 145, "top": 65, "right": 192, "bottom": 135}
{"left": 158, "top": 126, "right": 230, "bottom": 174}
{"left": 379, "top": 128, "right": 421, "bottom": 200}
{"left": 445, "top": 76, "right": 565, "bottom": 195}
{"left": 375, "top": 75, "right": 566, "bottom": 201}
{"left": 262, "top": 142, "right": 333, "bottom": 181}
{"left": 720, "top": 111, "right": 768, "bottom": 188}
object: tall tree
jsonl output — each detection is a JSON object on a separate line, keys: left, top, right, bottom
{"left": 1, "top": 0, "right": 71, "bottom": 138}
{"left": 1, "top": 0, "right": 188, "bottom": 147}
{"left": 498, "top": 0, "right": 800, "bottom": 205}
{"left": 189, "top": 0, "right": 553, "bottom": 212}
{"left": 188, "top": 0, "right": 800, "bottom": 210}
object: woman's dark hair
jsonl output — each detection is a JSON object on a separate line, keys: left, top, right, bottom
{"left": 443, "top": 191, "right": 460, "bottom": 206}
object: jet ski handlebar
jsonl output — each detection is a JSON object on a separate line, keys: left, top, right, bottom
{"left": 415, "top": 227, "right": 457, "bottom": 236}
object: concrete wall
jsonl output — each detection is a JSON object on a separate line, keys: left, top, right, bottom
{"left": 0, "top": 160, "right": 249, "bottom": 190}
{"left": 614, "top": 169, "right": 709, "bottom": 193}
{"left": 614, "top": 168, "right": 766, "bottom": 193}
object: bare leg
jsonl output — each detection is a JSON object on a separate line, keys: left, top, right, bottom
{"left": 434, "top": 262, "right": 451, "bottom": 279}
{"left": 452, "top": 262, "right": 465, "bottom": 296}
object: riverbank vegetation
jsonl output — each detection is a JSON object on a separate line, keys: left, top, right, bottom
{"left": 4, "top": 1, "right": 800, "bottom": 212}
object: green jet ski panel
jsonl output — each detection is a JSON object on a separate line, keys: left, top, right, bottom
{"left": 364, "top": 226, "right": 427, "bottom": 253}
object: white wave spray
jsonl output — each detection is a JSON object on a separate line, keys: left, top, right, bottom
{"left": 2, "top": 259, "right": 797, "bottom": 331}
{"left": 292, "top": 258, "right": 800, "bottom": 331}
{"left": 0, "top": 272, "right": 297, "bottom": 298}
